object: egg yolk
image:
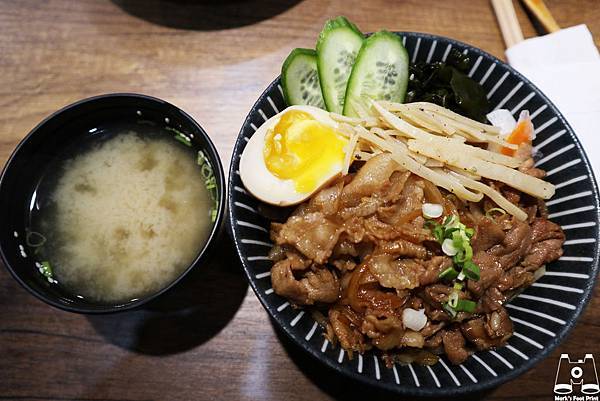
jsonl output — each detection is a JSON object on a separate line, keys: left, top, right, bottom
{"left": 263, "top": 110, "right": 347, "bottom": 193}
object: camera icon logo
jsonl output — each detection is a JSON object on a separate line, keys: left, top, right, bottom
{"left": 554, "top": 353, "right": 600, "bottom": 395}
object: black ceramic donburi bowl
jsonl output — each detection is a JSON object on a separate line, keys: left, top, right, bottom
{"left": 0, "top": 93, "right": 226, "bottom": 314}
{"left": 229, "top": 32, "right": 600, "bottom": 396}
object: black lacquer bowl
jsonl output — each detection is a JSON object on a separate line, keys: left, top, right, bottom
{"left": 229, "top": 33, "right": 600, "bottom": 396}
{"left": 0, "top": 93, "right": 226, "bottom": 314}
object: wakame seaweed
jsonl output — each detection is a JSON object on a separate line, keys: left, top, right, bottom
{"left": 405, "top": 49, "right": 489, "bottom": 122}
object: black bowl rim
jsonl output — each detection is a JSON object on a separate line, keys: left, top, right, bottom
{"left": 228, "top": 31, "right": 600, "bottom": 396}
{"left": 0, "top": 92, "right": 227, "bottom": 314}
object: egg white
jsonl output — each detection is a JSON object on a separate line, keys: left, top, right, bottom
{"left": 239, "top": 105, "right": 345, "bottom": 206}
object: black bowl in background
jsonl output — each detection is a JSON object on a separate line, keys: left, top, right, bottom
{"left": 0, "top": 93, "right": 226, "bottom": 314}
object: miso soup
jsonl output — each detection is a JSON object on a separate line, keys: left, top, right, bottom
{"left": 30, "top": 130, "right": 216, "bottom": 303}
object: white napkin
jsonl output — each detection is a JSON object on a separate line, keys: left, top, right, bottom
{"left": 506, "top": 25, "right": 600, "bottom": 175}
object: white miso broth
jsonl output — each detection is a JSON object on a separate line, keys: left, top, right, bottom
{"left": 30, "top": 130, "right": 216, "bottom": 303}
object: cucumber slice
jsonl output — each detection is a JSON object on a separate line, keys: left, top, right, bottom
{"left": 343, "top": 31, "right": 409, "bottom": 117}
{"left": 281, "top": 48, "right": 325, "bottom": 108}
{"left": 316, "top": 16, "right": 364, "bottom": 114}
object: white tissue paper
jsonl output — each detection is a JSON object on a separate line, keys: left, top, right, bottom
{"left": 506, "top": 25, "right": 600, "bottom": 175}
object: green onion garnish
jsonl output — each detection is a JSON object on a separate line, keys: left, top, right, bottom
{"left": 165, "top": 127, "right": 192, "bottom": 147}
{"left": 444, "top": 297, "right": 476, "bottom": 315}
{"left": 456, "top": 299, "right": 477, "bottom": 313}
{"left": 462, "top": 260, "right": 481, "bottom": 281}
{"left": 174, "top": 134, "right": 192, "bottom": 147}
{"left": 425, "top": 213, "right": 482, "bottom": 317}
{"left": 457, "top": 244, "right": 473, "bottom": 263}
{"left": 439, "top": 266, "right": 459, "bottom": 280}
{"left": 40, "top": 261, "right": 53, "bottom": 278}
{"left": 197, "top": 150, "right": 206, "bottom": 166}
{"left": 443, "top": 215, "right": 455, "bottom": 226}
{"left": 425, "top": 220, "right": 444, "bottom": 243}
{"left": 448, "top": 291, "right": 459, "bottom": 308}
{"left": 201, "top": 163, "right": 213, "bottom": 180}
{"left": 443, "top": 302, "right": 457, "bottom": 318}
{"left": 197, "top": 150, "right": 219, "bottom": 224}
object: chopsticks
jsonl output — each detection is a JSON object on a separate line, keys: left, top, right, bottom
{"left": 491, "top": 0, "right": 561, "bottom": 49}
{"left": 491, "top": 0, "right": 524, "bottom": 48}
{"left": 522, "top": 0, "right": 560, "bottom": 33}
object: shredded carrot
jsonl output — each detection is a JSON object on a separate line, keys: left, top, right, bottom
{"left": 501, "top": 119, "right": 533, "bottom": 156}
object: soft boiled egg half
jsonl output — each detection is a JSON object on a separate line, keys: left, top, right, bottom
{"left": 240, "top": 105, "right": 349, "bottom": 206}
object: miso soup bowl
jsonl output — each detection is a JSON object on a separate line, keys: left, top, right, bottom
{"left": 0, "top": 93, "right": 226, "bottom": 313}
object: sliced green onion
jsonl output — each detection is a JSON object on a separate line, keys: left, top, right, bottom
{"left": 464, "top": 243, "right": 473, "bottom": 261}
{"left": 424, "top": 220, "right": 436, "bottom": 228}
{"left": 196, "top": 150, "right": 219, "bottom": 223}
{"left": 445, "top": 227, "right": 460, "bottom": 239}
{"left": 166, "top": 127, "right": 192, "bottom": 147}
{"left": 422, "top": 203, "right": 443, "bottom": 219}
{"left": 427, "top": 213, "right": 481, "bottom": 285}
{"left": 425, "top": 220, "right": 444, "bottom": 243}
{"left": 442, "top": 238, "right": 458, "bottom": 256}
{"left": 448, "top": 291, "right": 459, "bottom": 308}
{"left": 451, "top": 230, "right": 464, "bottom": 247}
{"left": 435, "top": 227, "right": 445, "bottom": 242}
{"left": 174, "top": 134, "right": 192, "bottom": 147}
{"left": 447, "top": 216, "right": 461, "bottom": 229}
{"left": 201, "top": 163, "right": 213, "bottom": 180}
{"left": 40, "top": 261, "right": 53, "bottom": 278}
{"left": 443, "top": 215, "right": 455, "bottom": 226}
{"left": 443, "top": 302, "right": 457, "bottom": 318}
{"left": 454, "top": 245, "right": 472, "bottom": 263}
{"left": 456, "top": 299, "right": 477, "bottom": 313}
{"left": 462, "top": 260, "right": 481, "bottom": 281}
{"left": 197, "top": 150, "right": 206, "bottom": 166}
{"left": 439, "top": 266, "right": 459, "bottom": 280}
{"left": 453, "top": 282, "right": 463, "bottom": 291}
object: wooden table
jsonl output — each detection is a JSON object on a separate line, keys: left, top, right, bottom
{"left": 1, "top": 1, "right": 599, "bottom": 400}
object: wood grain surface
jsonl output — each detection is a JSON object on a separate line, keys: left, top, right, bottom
{"left": 1, "top": 1, "right": 599, "bottom": 400}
